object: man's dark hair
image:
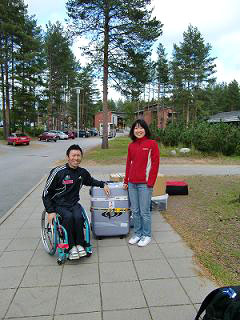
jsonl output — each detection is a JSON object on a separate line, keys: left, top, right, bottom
{"left": 66, "top": 144, "right": 83, "bottom": 157}
{"left": 129, "top": 119, "right": 151, "bottom": 141}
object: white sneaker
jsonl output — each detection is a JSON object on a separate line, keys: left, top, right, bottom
{"left": 128, "top": 235, "right": 141, "bottom": 245}
{"left": 69, "top": 246, "right": 79, "bottom": 260}
{"left": 76, "top": 245, "right": 87, "bottom": 257}
{"left": 138, "top": 236, "right": 151, "bottom": 247}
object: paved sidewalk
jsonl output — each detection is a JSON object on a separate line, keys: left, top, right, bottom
{"left": 0, "top": 169, "right": 217, "bottom": 320}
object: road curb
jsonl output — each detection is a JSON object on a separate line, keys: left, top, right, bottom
{"left": 0, "top": 175, "right": 47, "bottom": 226}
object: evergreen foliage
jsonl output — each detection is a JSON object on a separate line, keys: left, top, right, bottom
{"left": 66, "top": 0, "right": 162, "bottom": 148}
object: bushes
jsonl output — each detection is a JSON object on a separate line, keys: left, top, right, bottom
{"left": 156, "top": 121, "right": 240, "bottom": 156}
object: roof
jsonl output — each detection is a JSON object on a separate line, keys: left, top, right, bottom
{"left": 208, "top": 111, "right": 240, "bottom": 123}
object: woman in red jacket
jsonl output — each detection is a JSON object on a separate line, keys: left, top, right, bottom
{"left": 123, "top": 119, "right": 160, "bottom": 247}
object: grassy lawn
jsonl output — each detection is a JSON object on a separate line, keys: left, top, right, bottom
{"left": 82, "top": 135, "right": 240, "bottom": 166}
{"left": 164, "top": 175, "right": 240, "bottom": 286}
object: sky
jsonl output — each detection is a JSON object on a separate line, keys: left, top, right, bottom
{"left": 24, "top": 0, "right": 240, "bottom": 99}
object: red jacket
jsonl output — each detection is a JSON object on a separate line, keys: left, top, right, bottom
{"left": 124, "top": 136, "right": 160, "bottom": 187}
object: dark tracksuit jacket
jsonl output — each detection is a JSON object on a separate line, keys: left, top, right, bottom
{"left": 42, "top": 163, "right": 105, "bottom": 247}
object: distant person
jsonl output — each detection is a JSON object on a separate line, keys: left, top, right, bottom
{"left": 42, "top": 144, "right": 110, "bottom": 260}
{"left": 123, "top": 119, "right": 160, "bottom": 247}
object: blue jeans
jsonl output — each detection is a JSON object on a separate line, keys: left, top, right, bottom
{"left": 128, "top": 183, "right": 153, "bottom": 238}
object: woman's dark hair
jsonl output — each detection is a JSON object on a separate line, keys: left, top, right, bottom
{"left": 129, "top": 119, "right": 151, "bottom": 141}
{"left": 66, "top": 144, "right": 83, "bottom": 157}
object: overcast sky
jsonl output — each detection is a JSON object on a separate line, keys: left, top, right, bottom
{"left": 25, "top": 0, "right": 240, "bottom": 99}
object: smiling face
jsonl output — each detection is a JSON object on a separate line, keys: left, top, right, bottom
{"left": 67, "top": 149, "right": 82, "bottom": 169}
{"left": 133, "top": 123, "right": 146, "bottom": 139}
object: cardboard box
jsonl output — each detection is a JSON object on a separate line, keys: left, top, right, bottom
{"left": 152, "top": 174, "right": 166, "bottom": 196}
{"left": 109, "top": 173, "right": 125, "bottom": 182}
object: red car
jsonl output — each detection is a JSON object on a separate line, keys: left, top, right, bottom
{"left": 7, "top": 133, "right": 31, "bottom": 146}
{"left": 64, "top": 131, "right": 75, "bottom": 139}
{"left": 39, "top": 132, "right": 58, "bottom": 142}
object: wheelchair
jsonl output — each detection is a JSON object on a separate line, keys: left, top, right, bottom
{"left": 41, "top": 206, "right": 93, "bottom": 265}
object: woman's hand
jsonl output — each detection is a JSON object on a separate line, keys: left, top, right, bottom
{"left": 123, "top": 183, "right": 128, "bottom": 190}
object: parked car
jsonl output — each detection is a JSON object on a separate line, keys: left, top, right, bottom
{"left": 78, "top": 129, "right": 91, "bottom": 138}
{"left": 49, "top": 130, "right": 68, "bottom": 140}
{"left": 89, "top": 128, "right": 98, "bottom": 136}
{"left": 7, "top": 133, "right": 31, "bottom": 146}
{"left": 64, "top": 131, "right": 75, "bottom": 139}
{"left": 39, "top": 132, "right": 58, "bottom": 142}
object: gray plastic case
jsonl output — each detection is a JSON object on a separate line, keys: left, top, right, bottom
{"left": 90, "top": 182, "right": 130, "bottom": 237}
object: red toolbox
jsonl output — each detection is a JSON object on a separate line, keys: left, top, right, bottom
{"left": 166, "top": 181, "right": 188, "bottom": 195}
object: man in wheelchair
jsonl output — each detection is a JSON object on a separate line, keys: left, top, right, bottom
{"left": 42, "top": 144, "right": 110, "bottom": 260}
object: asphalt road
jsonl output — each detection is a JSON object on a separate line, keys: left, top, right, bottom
{"left": 0, "top": 136, "right": 103, "bottom": 218}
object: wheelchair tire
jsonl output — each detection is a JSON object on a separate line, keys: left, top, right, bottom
{"left": 41, "top": 210, "right": 57, "bottom": 255}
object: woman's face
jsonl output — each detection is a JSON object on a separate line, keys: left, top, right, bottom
{"left": 133, "top": 124, "right": 146, "bottom": 139}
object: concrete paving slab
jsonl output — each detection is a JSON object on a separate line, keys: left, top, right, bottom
{"left": 61, "top": 263, "right": 99, "bottom": 285}
{"left": 97, "top": 237, "right": 127, "bottom": 247}
{"left": 141, "top": 278, "right": 191, "bottom": 306}
{"left": 103, "top": 308, "right": 152, "bottom": 320}
{"left": 79, "top": 252, "right": 99, "bottom": 264}
{"left": 20, "top": 265, "right": 62, "bottom": 287}
{"left": 153, "top": 231, "right": 182, "bottom": 243}
{"left": 0, "top": 238, "right": 12, "bottom": 251}
{"left": 98, "top": 245, "right": 131, "bottom": 262}
{"left": 152, "top": 221, "right": 175, "bottom": 232}
{"left": 150, "top": 305, "right": 197, "bottom": 320}
{"left": 55, "top": 284, "right": 101, "bottom": 314}
{"left": 30, "top": 248, "right": 58, "bottom": 266}
{"left": 0, "top": 266, "right": 26, "bottom": 289}
{"left": 54, "top": 313, "right": 101, "bottom": 320}
{"left": 178, "top": 276, "right": 216, "bottom": 304}
{"left": 14, "top": 227, "right": 41, "bottom": 239}
{"left": 0, "top": 250, "right": 34, "bottom": 267}
{"left": 134, "top": 259, "right": 175, "bottom": 280}
{"left": 101, "top": 281, "right": 147, "bottom": 310}
{"left": 6, "top": 237, "right": 40, "bottom": 251}
{"left": 0, "top": 289, "right": 16, "bottom": 319}
{"left": 0, "top": 227, "right": 19, "bottom": 239}
{"left": 158, "top": 242, "right": 194, "bottom": 258}
{"left": 99, "top": 261, "right": 138, "bottom": 283}
{"left": 9, "top": 317, "right": 52, "bottom": 320}
{"left": 129, "top": 243, "right": 164, "bottom": 260}
{"left": 168, "top": 257, "right": 202, "bottom": 277}
{"left": 2, "top": 220, "right": 26, "bottom": 229}
{"left": 6, "top": 286, "right": 58, "bottom": 318}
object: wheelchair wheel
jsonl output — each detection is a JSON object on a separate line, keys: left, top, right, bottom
{"left": 41, "top": 210, "right": 57, "bottom": 255}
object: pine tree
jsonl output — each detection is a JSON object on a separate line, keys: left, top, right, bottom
{"left": 66, "top": 0, "right": 162, "bottom": 148}
{"left": 171, "top": 25, "right": 216, "bottom": 125}
{"left": 227, "top": 80, "right": 240, "bottom": 112}
{"left": 155, "top": 43, "right": 169, "bottom": 104}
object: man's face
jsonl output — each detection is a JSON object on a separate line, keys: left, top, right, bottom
{"left": 67, "top": 149, "right": 82, "bottom": 169}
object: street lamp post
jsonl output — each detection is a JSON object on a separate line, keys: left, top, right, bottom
{"left": 75, "top": 87, "right": 81, "bottom": 138}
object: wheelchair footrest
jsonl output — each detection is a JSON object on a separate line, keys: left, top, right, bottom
{"left": 57, "top": 243, "right": 69, "bottom": 249}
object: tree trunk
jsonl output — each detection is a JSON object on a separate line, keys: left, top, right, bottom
{"left": 1, "top": 63, "right": 7, "bottom": 138}
{"left": 102, "top": 1, "right": 110, "bottom": 149}
{"left": 11, "top": 35, "right": 15, "bottom": 130}
{"left": 4, "top": 39, "right": 10, "bottom": 137}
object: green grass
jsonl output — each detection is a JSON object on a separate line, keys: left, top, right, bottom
{"left": 83, "top": 136, "right": 240, "bottom": 165}
{"left": 164, "top": 175, "right": 240, "bottom": 285}
{"left": 83, "top": 136, "right": 131, "bottom": 164}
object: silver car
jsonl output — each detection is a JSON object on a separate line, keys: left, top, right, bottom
{"left": 49, "top": 130, "right": 68, "bottom": 140}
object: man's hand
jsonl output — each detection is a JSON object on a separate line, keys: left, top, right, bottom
{"left": 123, "top": 183, "right": 128, "bottom": 190}
{"left": 103, "top": 184, "right": 110, "bottom": 196}
{"left": 48, "top": 212, "right": 56, "bottom": 225}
